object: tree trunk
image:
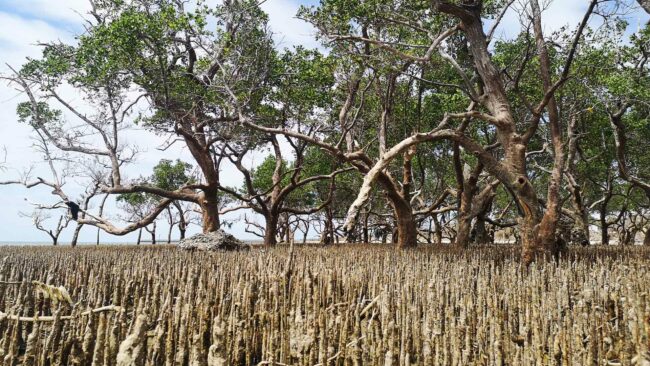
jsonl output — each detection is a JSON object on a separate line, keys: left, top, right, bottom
{"left": 639, "top": 0, "right": 650, "bottom": 13}
{"left": 283, "top": 213, "right": 291, "bottom": 243}
{"left": 473, "top": 218, "right": 492, "bottom": 245}
{"left": 320, "top": 207, "right": 334, "bottom": 245}
{"left": 511, "top": 175, "right": 548, "bottom": 265}
{"left": 179, "top": 226, "right": 186, "bottom": 240}
{"left": 432, "top": 215, "right": 443, "bottom": 245}
{"left": 96, "top": 193, "right": 109, "bottom": 246}
{"left": 263, "top": 213, "right": 279, "bottom": 247}
{"left": 362, "top": 208, "right": 369, "bottom": 244}
{"left": 514, "top": 180, "right": 546, "bottom": 264}
{"left": 198, "top": 191, "right": 220, "bottom": 233}
{"left": 520, "top": 213, "right": 541, "bottom": 264}
{"left": 626, "top": 230, "right": 636, "bottom": 245}
{"left": 644, "top": 230, "right": 650, "bottom": 246}
{"left": 531, "top": 0, "right": 569, "bottom": 261}
{"left": 600, "top": 209, "right": 609, "bottom": 246}
{"left": 167, "top": 224, "right": 172, "bottom": 244}
{"left": 136, "top": 228, "right": 142, "bottom": 245}
{"left": 302, "top": 221, "right": 309, "bottom": 244}
{"left": 455, "top": 216, "right": 472, "bottom": 248}
{"left": 70, "top": 223, "right": 83, "bottom": 247}
{"left": 573, "top": 216, "right": 590, "bottom": 246}
{"left": 150, "top": 223, "right": 156, "bottom": 245}
{"left": 393, "top": 202, "right": 417, "bottom": 248}
{"left": 174, "top": 202, "right": 187, "bottom": 240}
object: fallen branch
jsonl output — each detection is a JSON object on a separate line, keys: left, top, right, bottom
{"left": 0, "top": 305, "right": 123, "bottom": 322}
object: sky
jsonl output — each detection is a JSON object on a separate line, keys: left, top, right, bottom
{"left": 0, "top": 0, "right": 647, "bottom": 244}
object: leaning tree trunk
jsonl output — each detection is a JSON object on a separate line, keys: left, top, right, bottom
{"left": 179, "top": 225, "right": 186, "bottom": 240}
{"left": 70, "top": 223, "right": 83, "bottom": 247}
{"left": 136, "top": 228, "right": 142, "bottom": 245}
{"left": 176, "top": 203, "right": 187, "bottom": 240}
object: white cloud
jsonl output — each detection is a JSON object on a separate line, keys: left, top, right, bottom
{"left": 261, "top": 0, "right": 321, "bottom": 50}
{"left": 0, "top": 12, "right": 74, "bottom": 67}
{"left": 1, "top": 0, "right": 91, "bottom": 24}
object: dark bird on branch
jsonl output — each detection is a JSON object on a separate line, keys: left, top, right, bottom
{"left": 65, "top": 201, "right": 80, "bottom": 220}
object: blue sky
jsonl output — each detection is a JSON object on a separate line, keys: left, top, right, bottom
{"left": 0, "top": 1, "right": 647, "bottom": 244}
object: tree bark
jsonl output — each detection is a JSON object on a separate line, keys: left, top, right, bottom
{"left": 136, "top": 228, "right": 142, "bottom": 245}
{"left": 263, "top": 212, "right": 279, "bottom": 247}
{"left": 644, "top": 230, "right": 650, "bottom": 246}
{"left": 198, "top": 191, "right": 220, "bottom": 233}
{"left": 600, "top": 211, "right": 609, "bottom": 246}
{"left": 473, "top": 218, "right": 492, "bottom": 245}
{"left": 566, "top": 115, "right": 590, "bottom": 246}
{"left": 175, "top": 202, "right": 187, "bottom": 240}
{"left": 531, "top": 0, "right": 567, "bottom": 261}
{"left": 393, "top": 200, "right": 417, "bottom": 248}
{"left": 455, "top": 216, "right": 472, "bottom": 248}
{"left": 432, "top": 214, "right": 443, "bottom": 245}
{"left": 149, "top": 222, "right": 156, "bottom": 245}
{"left": 362, "top": 207, "right": 370, "bottom": 244}
{"left": 179, "top": 225, "right": 186, "bottom": 240}
{"left": 70, "top": 223, "right": 83, "bottom": 247}
{"left": 320, "top": 207, "right": 334, "bottom": 245}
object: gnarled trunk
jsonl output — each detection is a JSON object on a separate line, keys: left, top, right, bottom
{"left": 511, "top": 175, "right": 546, "bottom": 264}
